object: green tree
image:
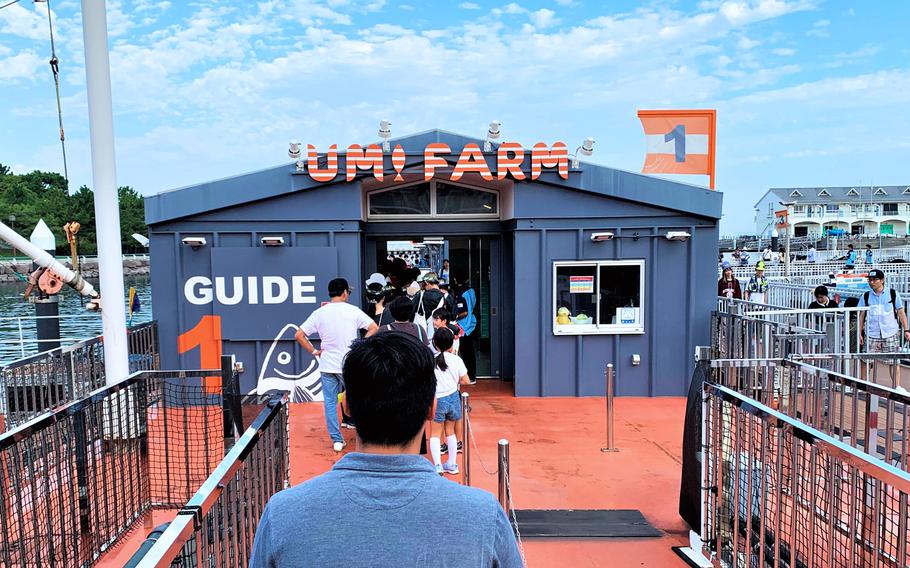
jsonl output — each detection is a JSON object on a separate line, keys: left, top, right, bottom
{"left": 0, "top": 167, "right": 147, "bottom": 257}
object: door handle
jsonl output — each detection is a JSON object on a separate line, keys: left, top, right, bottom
{"left": 491, "top": 307, "right": 497, "bottom": 316}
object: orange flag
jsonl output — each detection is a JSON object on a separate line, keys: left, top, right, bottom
{"left": 637, "top": 109, "right": 717, "bottom": 189}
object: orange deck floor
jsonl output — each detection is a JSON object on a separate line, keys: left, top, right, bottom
{"left": 291, "top": 381, "right": 691, "bottom": 567}
{"left": 99, "top": 382, "right": 692, "bottom": 566}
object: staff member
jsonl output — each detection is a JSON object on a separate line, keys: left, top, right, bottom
{"left": 858, "top": 269, "right": 910, "bottom": 353}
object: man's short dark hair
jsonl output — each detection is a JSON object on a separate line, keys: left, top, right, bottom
{"left": 814, "top": 285, "right": 829, "bottom": 297}
{"left": 388, "top": 296, "right": 414, "bottom": 322}
{"left": 343, "top": 333, "right": 436, "bottom": 447}
{"left": 432, "top": 308, "right": 452, "bottom": 322}
{"left": 328, "top": 278, "right": 350, "bottom": 298}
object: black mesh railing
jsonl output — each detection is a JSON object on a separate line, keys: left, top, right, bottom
{"left": 127, "top": 395, "right": 289, "bottom": 567}
{"left": 0, "top": 365, "right": 240, "bottom": 567}
{"left": 703, "top": 382, "right": 910, "bottom": 568}
{"left": 0, "top": 321, "right": 160, "bottom": 432}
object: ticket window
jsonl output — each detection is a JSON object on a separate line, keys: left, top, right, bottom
{"left": 553, "top": 260, "right": 645, "bottom": 335}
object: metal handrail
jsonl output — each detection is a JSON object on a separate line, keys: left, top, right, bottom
{"left": 706, "top": 382, "right": 910, "bottom": 492}
{"left": 134, "top": 394, "right": 289, "bottom": 567}
{"left": 0, "top": 368, "right": 217, "bottom": 448}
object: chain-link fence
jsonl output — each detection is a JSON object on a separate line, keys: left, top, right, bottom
{"left": 0, "top": 365, "right": 243, "bottom": 567}
{"left": 0, "top": 321, "right": 159, "bottom": 432}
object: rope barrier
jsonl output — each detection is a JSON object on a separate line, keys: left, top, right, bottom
{"left": 464, "top": 411, "right": 498, "bottom": 475}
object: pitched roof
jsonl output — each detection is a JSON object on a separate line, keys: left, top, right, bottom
{"left": 145, "top": 129, "right": 723, "bottom": 224}
{"left": 766, "top": 186, "right": 910, "bottom": 205}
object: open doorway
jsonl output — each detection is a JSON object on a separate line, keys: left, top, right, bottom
{"left": 366, "top": 235, "right": 500, "bottom": 379}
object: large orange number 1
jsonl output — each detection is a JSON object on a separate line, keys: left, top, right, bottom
{"left": 178, "top": 315, "right": 223, "bottom": 393}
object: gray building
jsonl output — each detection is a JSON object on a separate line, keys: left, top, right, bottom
{"left": 145, "top": 130, "right": 722, "bottom": 397}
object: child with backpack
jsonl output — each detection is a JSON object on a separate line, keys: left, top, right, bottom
{"left": 429, "top": 327, "right": 471, "bottom": 475}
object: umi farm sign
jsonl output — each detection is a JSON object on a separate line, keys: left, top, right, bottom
{"left": 293, "top": 142, "right": 571, "bottom": 183}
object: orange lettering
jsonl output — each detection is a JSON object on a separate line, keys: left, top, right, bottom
{"left": 496, "top": 142, "right": 526, "bottom": 180}
{"left": 307, "top": 144, "right": 339, "bottom": 182}
{"left": 424, "top": 143, "right": 451, "bottom": 181}
{"left": 178, "top": 315, "right": 223, "bottom": 393}
{"left": 530, "top": 142, "right": 569, "bottom": 180}
{"left": 345, "top": 144, "right": 384, "bottom": 182}
{"left": 451, "top": 143, "right": 493, "bottom": 182}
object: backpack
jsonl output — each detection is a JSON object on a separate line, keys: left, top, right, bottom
{"left": 863, "top": 289, "right": 900, "bottom": 322}
{"left": 414, "top": 291, "right": 445, "bottom": 331}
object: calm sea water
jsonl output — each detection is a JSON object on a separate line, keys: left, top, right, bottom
{"left": 0, "top": 276, "right": 153, "bottom": 364}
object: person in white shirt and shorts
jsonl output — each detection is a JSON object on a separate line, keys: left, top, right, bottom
{"left": 428, "top": 327, "right": 471, "bottom": 475}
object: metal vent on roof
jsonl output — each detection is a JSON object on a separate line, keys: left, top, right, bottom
{"left": 789, "top": 190, "right": 803, "bottom": 198}
{"left": 817, "top": 189, "right": 830, "bottom": 197}
{"left": 874, "top": 187, "right": 887, "bottom": 196}
{"left": 903, "top": 187, "right": 910, "bottom": 194}
{"left": 846, "top": 188, "right": 860, "bottom": 196}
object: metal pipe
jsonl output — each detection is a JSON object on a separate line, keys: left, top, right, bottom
{"left": 498, "top": 438, "right": 510, "bottom": 514}
{"left": 461, "top": 392, "right": 470, "bottom": 487}
{"left": 601, "top": 363, "right": 618, "bottom": 452}
{"left": 0, "top": 222, "right": 96, "bottom": 297}
{"left": 81, "top": 0, "right": 130, "bottom": 386}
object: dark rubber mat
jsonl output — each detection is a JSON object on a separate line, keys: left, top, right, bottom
{"left": 512, "top": 509, "right": 662, "bottom": 538}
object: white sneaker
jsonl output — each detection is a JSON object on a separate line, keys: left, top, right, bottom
{"left": 435, "top": 464, "right": 444, "bottom": 475}
{"left": 442, "top": 463, "right": 459, "bottom": 475}
{"left": 333, "top": 441, "right": 346, "bottom": 452}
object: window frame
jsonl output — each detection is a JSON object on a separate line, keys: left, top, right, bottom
{"left": 366, "top": 179, "right": 500, "bottom": 221}
{"left": 552, "top": 259, "right": 646, "bottom": 336}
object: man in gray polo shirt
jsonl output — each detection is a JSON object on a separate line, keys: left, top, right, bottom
{"left": 250, "top": 332, "right": 523, "bottom": 567}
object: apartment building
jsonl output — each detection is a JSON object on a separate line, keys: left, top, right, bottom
{"left": 754, "top": 185, "right": 910, "bottom": 238}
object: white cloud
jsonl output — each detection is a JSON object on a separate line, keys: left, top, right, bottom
{"left": 504, "top": 3, "right": 526, "bottom": 15}
{"left": 0, "top": 51, "right": 45, "bottom": 81}
{"left": 737, "top": 36, "right": 760, "bottom": 50}
{"left": 772, "top": 47, "right": 795, "bottom": 56}
{"left": 459, "top": 2, "right": 480, "bottom": 9}
{"left": 530, "top": 8, "right": 559, "bottom": 29}
{"left": 399, "top": 4, "right": 415, "bottom": 10}
{"left": 0, "top": 2, "right": 50, "bottom": 40}
{"left": 835, "top": 45, "right": 880, "bottom": 59}
{"left": 806, "top": 17, "right": 830, "bottom": 37}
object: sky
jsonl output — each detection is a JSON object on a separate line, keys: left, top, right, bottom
{"left": 1, "top": 0, "right": 909, "bottom": 235}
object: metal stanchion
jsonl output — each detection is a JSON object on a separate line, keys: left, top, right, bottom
{"left": 461, "top": 391, "right": 471, "bottom": 487}
{"left": 498, "top": 439, "right": 510, "bottom": 514}
{"left": 601, "top": 363, "right": 618, "bottom": 452}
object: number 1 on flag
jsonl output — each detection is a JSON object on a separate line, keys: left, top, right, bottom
{"left": 637, "top": 109, "right": 716, "bottom": 190}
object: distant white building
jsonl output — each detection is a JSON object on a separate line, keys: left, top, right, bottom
{"left": 754, "top": 186, "right": 910, "bottom": 238}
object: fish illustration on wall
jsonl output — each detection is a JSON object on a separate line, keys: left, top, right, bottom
{"left": 254, "top": 323, "right": 323, "bottom": 402}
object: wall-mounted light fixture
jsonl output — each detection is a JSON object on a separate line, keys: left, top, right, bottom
{"left": 665, "top": 231, "right": 691, "bottom": 242}
{"left": 260, "top": 236, "right": 285, "bottom": 247}
{"left": 572, "top": 137, "right": 595, "bottom": 168}
{"left": 378, "top": 119, "right": 392, "bottom": 152}
{"left": 181, "top": 236, "right": 206, "bottom": 248}
{"left": 484, "top": 120, "right": 502, "bottom": 152}
{"left": 590, "top": 232, "right": 615, "bottom": 242}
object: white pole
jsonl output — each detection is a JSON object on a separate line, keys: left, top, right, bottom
{"left": 81, "top": 0, "right": 129, "bottom": 385}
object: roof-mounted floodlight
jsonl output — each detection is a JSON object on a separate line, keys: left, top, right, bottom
{"left": 288, "top": 142, "right": 301, "bottom": 159}
{"left": 378, "top": 119, "right": 392, "bottom": 152}
{"left": 484, "top": 120, "right": 502, "bottom": 152}
{"left": 572, "top": 137, "right": 595, "bottom": 168}
{"left": 590, "top": 231, "right": 615, "bottom": 242}
{"left": 665, "top": 231, "right": 691, "bottom": 242}
{"left": 260, "top": 236, "right": 285, "bottom": 247}
{"left": 181, "top": 236, "right": 207, "bottom": 248}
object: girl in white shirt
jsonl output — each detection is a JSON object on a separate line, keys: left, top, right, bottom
{"left": 429, "top": 327, "right": 471, "bottom": 475}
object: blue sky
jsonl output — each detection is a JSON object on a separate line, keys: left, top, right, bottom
{"left": 1, "top": 0, "right": 909, "bottom": 235}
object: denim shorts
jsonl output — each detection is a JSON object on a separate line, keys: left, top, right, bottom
{"left": 433, "top": 391, "right": 462, "bottom": 423}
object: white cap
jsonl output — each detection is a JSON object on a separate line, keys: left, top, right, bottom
{"left": 365, "top": 273, "right": 386, "bottom": 288}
